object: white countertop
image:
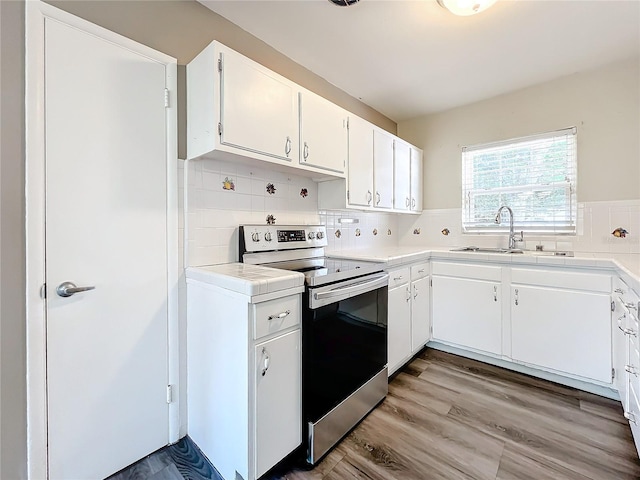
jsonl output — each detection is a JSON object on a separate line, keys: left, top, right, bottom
{"left": 328, "top": 247, "right": 640, "bottom": 292}
{"left": 186, "top": 263, "right": 305, "bottom": 297}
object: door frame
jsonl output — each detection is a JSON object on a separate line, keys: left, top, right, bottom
{"left": 25, "top": 2, "right": 179, "bottom": 478}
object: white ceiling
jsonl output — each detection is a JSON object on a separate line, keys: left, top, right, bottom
{"left": 199, "top": 0, "right": 640, "bottom": 123}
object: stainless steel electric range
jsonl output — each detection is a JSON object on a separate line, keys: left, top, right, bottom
{"left": 239, "top": 225, "right": 389, "bottom": 465}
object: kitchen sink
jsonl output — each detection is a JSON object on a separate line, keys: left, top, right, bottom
{"left": 450, "top": 246, "right": 573, "bottom": 256}
{"left": 451, "top": 246, "right": 524, "bottom": 254}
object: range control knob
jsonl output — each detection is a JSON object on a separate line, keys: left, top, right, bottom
{"left": 264, "top": 232, "right": 272, "bottom": 242}
{"left": 251, "top": 232, "right": 260, "bottom": 242}
{"left": 308, "top": 231, "right": 316, "bottom": 240}
{"left": 316, "top": 231, "right": 324, "bottom": 240}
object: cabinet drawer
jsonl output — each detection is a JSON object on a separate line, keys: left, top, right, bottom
{"left": 253, "top": 295, "right": 300, "bottom": 340}
{"left": 512, "top": 268, "right": 610, "bottom": 293}
{"left": 388, "top": 267, "right": 410, "bottom": 289}
{"left": 432, "top": 262, "right": 501, "bottom": 282}
{"left": 411, "top": 262, "right": 429, "bottom": 281}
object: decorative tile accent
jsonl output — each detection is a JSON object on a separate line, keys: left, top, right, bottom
{"left": 266, "top": 183, "right": 276, "bottom": 195}
{"left": 335, "top": 229, "right": 341, "bottom": 238}
{"left": 612, "top": 227, "right": 628, "bottom": 238}
{"left": 413, "top": 228, "right": 421, "bottom": 235}
{"left": 266, "top": 214, "right": 276, "bottom": 225}
{"left": 300, "top": 188, "right": 308, "bottom": 198}
{"left": 373, "top": 229, "right": 378, "bottom": 236}
{"left": 441, "top": 228, "right": 450, "bottom": 236}
{"left": 222, "top": 177, "right": 235, "bottom": 191}
{"left": 355, "top": 228, "right": 361, "bottom": 237}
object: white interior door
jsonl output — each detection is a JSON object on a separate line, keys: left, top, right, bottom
{"left": 45, "top": 18, "right": 170, "bottom": 480}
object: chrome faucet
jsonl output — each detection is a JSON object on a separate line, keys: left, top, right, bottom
{"left": 494, "top": 206, "right": 523, "bottom": 249}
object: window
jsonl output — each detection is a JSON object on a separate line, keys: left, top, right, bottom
{"left": 462, "top": 127, "right": 577, "bottom": 234}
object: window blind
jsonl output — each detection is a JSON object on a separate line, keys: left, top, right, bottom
{"left": 462, "top": 127, "right": 577, "bottom": 234}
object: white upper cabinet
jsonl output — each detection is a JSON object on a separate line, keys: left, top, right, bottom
{"left": 373, "top": 129, "right": 394, "bottom": 209}
{"left": 220, "top": 50, "right": 298, "bottom": 162}
{"left": 187, "top": 41, "right": 298, "bottom": 163}
{"left": 299, "top": 90, "right": 347, "bottom": 174}
{"left": 393, "top": 140, "right": 411, "bottom": 211}
{"left": 410, "top": 147, "right": 423, "bottom": 212}
{"left": 347, "top": 115, "right": 374, "bottom": 207}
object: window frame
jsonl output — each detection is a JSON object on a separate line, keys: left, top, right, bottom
{"left": 461, "top": 127, "right": 577, "bottom": 235}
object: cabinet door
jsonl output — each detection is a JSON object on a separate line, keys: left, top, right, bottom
{"left": 220, "top": 51, "right": 298, "bottom": 162}
{"left": 511, "top": 286, "right": 611, "bottom": 383}
{"left": 373, "top": 129, "right": 394, "bottom": 209}
{"left": 411, "top": 276, "right": 430, "bottom": 353}
{"left": 393, "top": 140, "right": 411, "bottom": 211}
{"left": 255, "top": 330, "right": 301, "bottom": 478}
{"left": 410, "top": 147, "right": 423, "bottom": 212}
{"left": 299, "top": 91, "right": 347, "bottom": 174}
{"left": 347, "top": 116, "right": 374, "bottom": 207}
{"left": 388, "top": 284, "right": 412, "bottom": 375}
{"left": 432, "top": 276, "right": 502, "bottom": 355}
{"left": 613, "top": 296, "right": 629, "bottom": 409}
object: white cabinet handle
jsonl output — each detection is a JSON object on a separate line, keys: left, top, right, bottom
{"left": 413, "top": 284, "right": 418, "bottom": 299}
{"left": 405, "top": 197, "right": 410, "bottom": 207}
{"left": 514, "top": 289, "right": 519, "bottom": 306}
{"left": 284, "top": 136, "right": 292, "bottom": 156}
{"left": 268, "top": 310, "right": 290, "bottom": 321}
{"left": 625, "top": 364, "right": 638, "bottom": 377}
{"left": 303, "top": 142, "right": 309, "bottom": 160}
{"left": 412, "top": 198, "right": 416, "bottom": 209}
{"left": 615, "top": 288, "right": 625, "bottom": 294}
{"left": 625, "top": 302, "right": 638, "bottom": 311}
{"left": 261, "top": 347, "right": 271, "bottom": 377}
{"left": 406, "top": 286, "right": 411, "bottom": 302}
{"left": 418, "top": 269, "right": 425, "bottom": 274}
{"left": 393, "top": 275, "right": 403, "bottom": 281}
{"left": 376, "top": 192, "right": 381, "bottom": 205}
{"left": 367, "top": 190, "right": 372, "bottom": 205}
{"left": 493, "top": 286, "right": 498, "bottom": 302}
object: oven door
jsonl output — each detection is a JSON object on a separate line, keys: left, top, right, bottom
{"left": 303, "top": 273, "right": 388, "bottom": 425}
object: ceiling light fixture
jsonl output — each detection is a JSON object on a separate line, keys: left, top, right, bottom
{"left": 328, "top": 0, "right": 360, "bottom": 6}
{"left": 437, "top": 0, "right": 497, "bottom": 16}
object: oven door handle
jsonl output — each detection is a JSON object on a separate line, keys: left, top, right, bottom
{"left": 313, "top": 274, "right": 388, "bottom": 302}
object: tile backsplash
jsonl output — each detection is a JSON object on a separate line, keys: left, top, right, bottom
{"left": 396, "top": 200, "right": 640, "bottom": 254}
{"left": 183, "top": 158, "right": 638, "bottom": 266}
{"left": 185, "top": 158, "right": 320, "bottom": 266}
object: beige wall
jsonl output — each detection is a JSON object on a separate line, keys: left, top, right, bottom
{"left": 398, "top": 58, "right": 640, "bottom": 210}
{"left": 46, "top": 0, "right": 396, "bottom": 158}
{"left": 0, "top": 0, "right": 27, "bottom": 478}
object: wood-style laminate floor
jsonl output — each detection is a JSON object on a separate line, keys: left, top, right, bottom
{"left": 110, "top": 348, "right": 640, "bottom": 480}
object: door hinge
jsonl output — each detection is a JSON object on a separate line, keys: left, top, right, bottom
{"left": 218, "top": 58, "right": 223, "bottom": 73}
{"left": 218, "top": 122, "right": 223, "bottom": 136}
{"left": 164, "top": 88, "right": 170, "bottom": 108}
{"left": 429, "top": 325, "right": 433, "bottom": 334}
{"left": 346, "top": 190, "right": 350, "bottom": 201}
{"left": 430, "top": 278, "right": 433, "bottom": 287}
{"left": 166, "top": 385, "right": 174, "bottom": 404}
{"left": 611, "top": 300, "right": 616, "bottom": 312}
{"left": 612, "top": 368, "right": 615, "bottom": 381}
{"left": 346, "top": 118, "right": 349, "bottom": 130}
{"left": 41, "top": 283, "right": 47, "bottom": 299}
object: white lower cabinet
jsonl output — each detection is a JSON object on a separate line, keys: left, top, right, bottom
{"left": 510, "top": 268, "right": 612, "bottom": 383}
{"left": 388, "top": 267, "right": 412, "bottom": 375}
{"left": 255, "top": 330, "right": 301, "bottom": 478}
{"left": 187, "top": 281, "right": 302, "bottom": 480}
{"left": 511, "top": 285, "right": 611, "bottom": 382}
{"left": 613, "top": 276, "right": 640, "bottom": 454}
{"left": 411, "top": 275, "right": 430, "bottom": 351}
{"left": 431, "top": 263, "right": 502, "bottom": 356}
{"left": 387, "top": 263, "right": 431, "bottom": 375}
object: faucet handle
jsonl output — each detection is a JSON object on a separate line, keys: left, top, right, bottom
{"left": 515, "top": 230, "right": 524, "bottom": 243}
